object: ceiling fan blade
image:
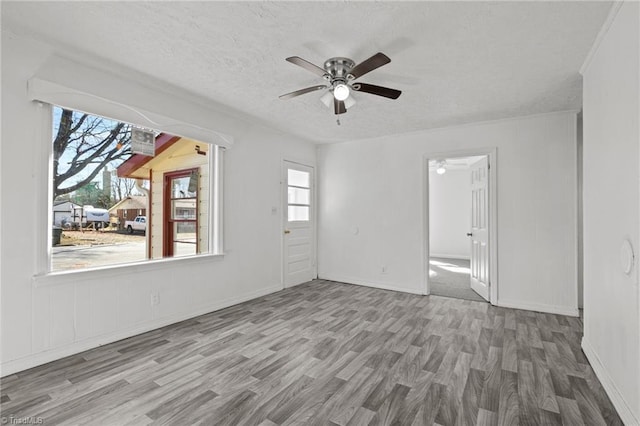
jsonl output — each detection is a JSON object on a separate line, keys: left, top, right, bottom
{"left": 279, "top": 85, "right": 328, "bottom": 100}
{"left": 352, "top": 83, "right": 401, "bottom": 100}
{"left": 347, "top": 52, "right": 391, "bottom": 80}
{"left": 286, "top": 56, "right": 329, "bottom": 78}
{"left": 334, "top": 98, "right": 346, "bottom": 115}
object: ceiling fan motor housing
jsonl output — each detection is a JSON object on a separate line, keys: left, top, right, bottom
{"left": 324, "top": 57, "right": 356, "bottom": 81}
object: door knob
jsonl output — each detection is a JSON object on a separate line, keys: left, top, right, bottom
{"left": 466, "top": 233, "right": 473, "bottom": 237}
{"left": 284, "top": 229, "right": 291, "bottom": 234}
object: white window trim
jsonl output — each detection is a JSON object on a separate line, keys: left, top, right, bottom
{"left": 26, "top": 55, "right": 234, "bottom": 148}
{"left": 212, "top": 146, "right": 224, "bottom": 255}
{"left": 33, "top": 251, "right": 225, "bottom": 288}
{"left": 33, "top": 103, "right": 225, "bottom": 285}
{"left": 35, "top": 102, "right": 54, "bottom": 276}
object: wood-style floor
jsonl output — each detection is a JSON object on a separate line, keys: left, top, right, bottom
{"left": 1, "top": 280, "right": 622, "bottom": 425}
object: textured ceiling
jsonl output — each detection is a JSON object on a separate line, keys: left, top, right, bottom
{"left": 2, "top": 1, "right": 612, "bottom": 143}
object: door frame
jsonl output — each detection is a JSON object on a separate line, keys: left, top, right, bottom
{"left": 281, "top": 158, "right": 318, "bottom": 289}
{"left": 422, "top": 147, "right": 498, "bottom": 304}
{"left": 162, "top": 168, "right": 200, "bottom": 258}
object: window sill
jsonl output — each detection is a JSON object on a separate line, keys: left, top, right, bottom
{"left": 32, "top": 253, "right": 225, "bottom": 288}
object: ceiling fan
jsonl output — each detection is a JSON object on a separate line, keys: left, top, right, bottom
{"left": 279, "top": 52, "right": 402, "bottom": 115}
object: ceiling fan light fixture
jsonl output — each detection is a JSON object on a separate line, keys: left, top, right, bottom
{"left": 322, "top": 91, "right": 356, "bottom": 110}
{"left": 320, "top": 91, "right": 334, "bottom": 108}
{"left": 333, "top": 83, "right": 350, "bottom": 101}
{"left": 344, "top": 95, "right": 356, "bottom": 109}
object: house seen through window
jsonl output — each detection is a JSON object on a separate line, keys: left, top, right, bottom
{"left": 51, "top": 106, "right": 214, "bottom": 272}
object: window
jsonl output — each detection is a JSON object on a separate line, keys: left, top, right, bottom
{"left": 50, "top": 105, "right": 219, "bottom": 272}
{"left": 287, "top": 169, "right": 311, "bottom": 222}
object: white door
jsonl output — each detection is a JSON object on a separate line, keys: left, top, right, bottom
{"left": 469, "top": 157, "right": 490, "bottom": 301}
{"left": 283, "top": 161, "right": 316, "bottom": 287}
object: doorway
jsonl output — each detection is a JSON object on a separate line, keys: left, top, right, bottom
{"left": 163, "top": 168, "right": 199, "bottom": 258}
{"left": 424, "top": 150, "right": 497, "bottom": 303}
{"left": 282, "top": 160, "right": 317, "bottom": 288}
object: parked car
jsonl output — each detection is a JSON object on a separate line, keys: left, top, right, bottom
{"left": 125, "top": 216, "right": 146, "bottom": 234}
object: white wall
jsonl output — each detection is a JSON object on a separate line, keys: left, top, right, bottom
{"left": 581, "top": 2, "right": 640, "bottom": 424}
{"left": 0, "top": 32, "right": 316, "bottom": 375}
{"left": 318, "top": 112, "right": 578, "bottom": 315}
{"left": 429, "top": 168, "right": 471, "bottom": 259}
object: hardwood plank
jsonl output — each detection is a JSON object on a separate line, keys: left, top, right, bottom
{"left": 531, "top": 350, "right": 560, "bottom": 414}
{"left": 457, "top": 367, "right": 484, "bottom": 426}
{"left": 368, "top": 383, "right": 411, "bottom": 425}
{"left": 313, "top": 365, "right": 374, "bottom": 425}
{"left": 244, "top": 373, "right": 315, "bottom": 424}
{"left": 479, "top": 346, "right": 503, "bottom": 412}
{"left": 471, "top": 327, "right": 492, "bottom": 370}
{"left": 501, "top": 329, "right": 518, "bottom": 373}
{"left": 557, "top": 396, "right": 585, "bottom": 425}
{"left": 201, "top": 389, "right": 258, "bottom": 426}
{"left": 516, "top": 360, "right": 539, "bottom": 425}
{"left": 412, "top": 382, "right": 445, "bottom": 426}
{"left": 539, "top": 408, "right": 563, "bottom": 425}
{"left": 346, "top": 407, "right": 377, "bottom": 426}
{"left": 568, "top": 375, "right": 608, "bottom": 426}
{"left": 477, "top": 408, "right": 498, "bottom": 426}
{"left": 149, "top": 389, "right": 217, "bottom": 425}
{"left": 330, "top": 367, "right": 388, "bottom": 425}
{"left": 278, "top": 376, "right": 346, "bottom": 425}
{"left": 497, "top": 370, "right": 519, "bottom": 426}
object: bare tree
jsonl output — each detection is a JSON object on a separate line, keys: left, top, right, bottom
{"left": 53, "top": 108, "right": 131, "bottom": 200}
{"left": 111, "top": 176, "right": 138, "bottom": 201}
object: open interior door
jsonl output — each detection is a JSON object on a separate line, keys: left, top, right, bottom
{"left": 469, "top": 156, "right": 490, "bottom": 301}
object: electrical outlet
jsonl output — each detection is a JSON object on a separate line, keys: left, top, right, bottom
{"left": 151, "top": 292, "right": 160, "bottom": 306}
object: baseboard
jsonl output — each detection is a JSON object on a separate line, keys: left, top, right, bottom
{"left": 318, "top": 274, "right": 423, "bottom": 295}
{"left": 582, "top": 337, "right": 639, "bottom": 425}
{"left": 0, "top": 284, "right": 282, "bottom": 377}
{"left": 430, "top": 254, "right": 470, "bottom": 261}
{"left": 497, "top": 298, "right": 579, "bottom": 317}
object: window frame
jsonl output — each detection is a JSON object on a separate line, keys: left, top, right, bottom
{"left": 286, "top": 168, "right": 312, "bottom": 224}
{"left": 33, "top": 102, "right": 225, "bottom": 284}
